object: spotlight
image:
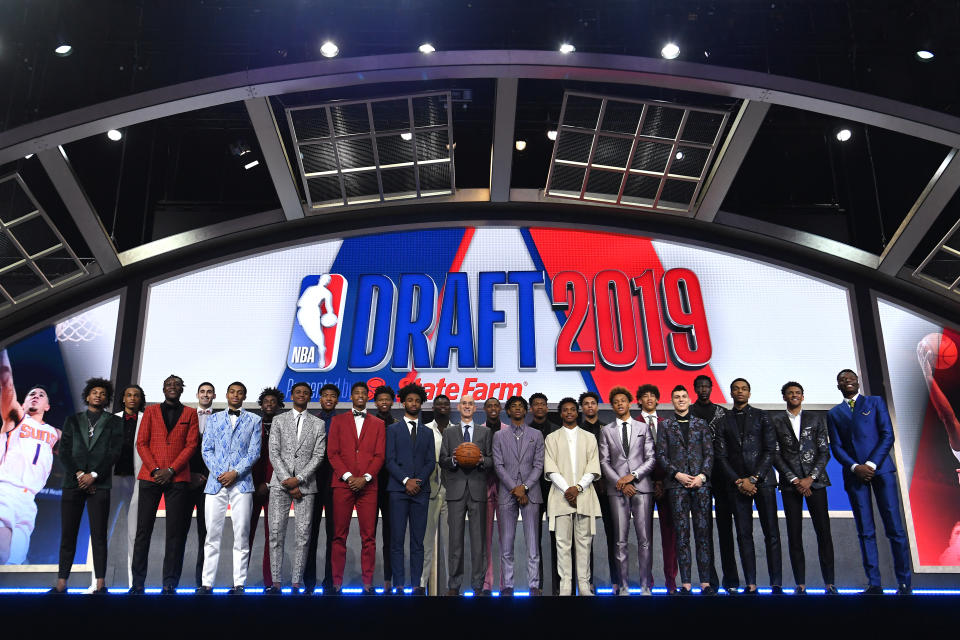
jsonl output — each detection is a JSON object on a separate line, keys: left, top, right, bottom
{"left": 835, "top": 128, "right": 852, "bottom": 142}
{"left": 54, "top": 43, "right": 72, "bottom": 57}
{"left": 559, "top": 43, "right": 575, "bottom": 54}
{"left": 320, "top": 41, "right": 339, "bottom": 58}
{"left": 244, "top": 160, "right": 260, "bottom": 170}
{"left": 661, "top": 43, "right": 680, "bottom": 59}
{"left": 106, "top": 129, "right": 122, "bottom": 141}
{"left": 400, "top": 132, "right": 413, "bottom": 141}
{"left": 418, "top": 43, "right": 436, "bottom": 54}
{"left": 916, "top": 49, "right": 934, "bottom": 61}
{"left": 515, "top": 140, "right": 527, "bottom": 151}
{"left": 703, "top": 50, "right": 710, "bottom": 58}
{"left": 547, "top": 130, "right": 558, "bottom": 141}
{"left": 24, "top": 154, "right": 33, "bottom": 159}
{"left": 675, "top": 151, "right": 684, "bottom": 160}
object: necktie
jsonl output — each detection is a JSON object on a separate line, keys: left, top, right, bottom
{"left": 408, "top": 420, "right": 417, "bottom": 444}
{"left": 463, "top": 425, "right": 471, "bottom": 443}
{"left": 847, "top": 398, "right": 855, "bottom": 412}
{"left": 228, "top": 409, "right": 241, "bottom": 417}
{"left": 621, "top": 421, "right": 630, "bottom": 455}
{"left": 354, "top": 409, "right": 366, "bottom": 417}
{"left": 647, "top": 415, "right": 656, "bottom": 440}
{"left": 296, "top": 413, "right": 303, "bottom": 442}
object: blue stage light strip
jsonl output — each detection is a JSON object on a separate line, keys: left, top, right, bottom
{"left": 0, "top": 587, "right": 957, "bottom": 595}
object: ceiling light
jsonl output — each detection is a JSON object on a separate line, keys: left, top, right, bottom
{"left": 515, "top": 140, "right": 527, "bottom": 151}
{"left": 559, "top": 43, "right": 575, "bottom": 54}
{"left": 418, "top": 43, "right": 436, "bottom": 54}
{"left": 244, "top": 160, "right": 260, "bottom": 170}
{"left": 106, "top": 129, "right": 122, "bottom": 141}
{"left": 54, "top": 44, "right": 72, "bottom": 57}
{"left": 24, "top": 154, "right": 33, "bottom": 159}
{"left": 661, "top": 43, "right": 680, "bottom": 59}
{"left": 547, "top": 130, "right": 558, "bottom": 141}
{"left": 916, "top": 49, "right": 934, "bottom": 61}
{"left": 400, "top": 132, "right": 413, "bottom": 141}
{"left": 675, "top": 151, "right": 684, "bottom": 160}
{"left": 836, "top": 128, "right": 852, "bottom": 142}
{"left": 320, "top": 41, "right": 339, "bottom": 58}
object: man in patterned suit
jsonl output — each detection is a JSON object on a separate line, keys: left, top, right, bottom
{"left": 771, "top": 381, "right": 836, "bottom": 595}
{"left": 266, "top": 381, "right": 326, "bottom": 594}
{"left": 656, "top": 385, "right": 715, "bottom": 595}
{"left": 197, "top": 381, "right": 262, "bottom": 594}
{"left": 828, "top": 369, "right": 911, "bottom": 595}
{"left": 598, "top": 386, "right": 656, "bottom": 596}
{"left": 715, "top": 378, "right": 782, "bottom": 595}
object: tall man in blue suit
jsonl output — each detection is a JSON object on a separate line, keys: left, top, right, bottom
{"left": 827, "top": 369, "right": 911, "bottom": 595}
{"left": 385, "top": 383, "right": 435, "bottom": 595}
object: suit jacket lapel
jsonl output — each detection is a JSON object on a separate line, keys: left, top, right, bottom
{"left": 797, "top": 412, "right": 809, "bottom": 446}
{"left": 88, "top": 412, "right": 108, "bottom": 449}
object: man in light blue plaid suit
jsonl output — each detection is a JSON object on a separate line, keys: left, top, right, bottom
{"left": 197, "top": 381, "right": 261, "bottom": 594}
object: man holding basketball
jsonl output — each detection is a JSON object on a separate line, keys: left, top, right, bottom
{"left": 439, "top": 393, "right": 491, "bottom": 596}
{"left": 827, "top": 369, "right": 911, "bottom": 595}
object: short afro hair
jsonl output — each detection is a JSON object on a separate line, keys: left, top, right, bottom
{"left": 398, "top": 383, "right": 427, "bottom": 403}
{"left": 82, "top": 377, "right": 114, "bottom": 406}
{"left": 257, "top": 386, "right": 284, "bottom": 408}
{"left": 608, "top": 386, "right": 633, "bottom": 404}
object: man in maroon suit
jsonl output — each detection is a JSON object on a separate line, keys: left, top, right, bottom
{"left": 327, "top": 380, "right": 385, "bottom": 594}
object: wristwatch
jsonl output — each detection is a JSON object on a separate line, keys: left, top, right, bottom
{"left": 522, "top": 484, "right": 529, "bottom": 491}
{"left": 576, "top": 484, "right": 584, "bottom": 493}
{"left": 90, "top": 471, "right": 98, "bottom": 479}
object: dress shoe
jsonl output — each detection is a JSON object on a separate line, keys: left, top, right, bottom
{"left": 326, "top": 585, "right": 342, "bottom": 596}
{"left": 742, "top": 587, "right": 759, "bottom": 595}
{"left": 265, "top": 585, "right": 282, "bottom": 595}
{"left": 771, "top": 586, "right": 784, "bottom": 595}
{"left": 127, "top": 586, "right": 145, "bottom": 595}
{"left": 724, "top": 587, "right": 739, "bottom": 596}
{"left": 195, "top": 586, "right": 213, "bottom": 595}
{"left": 499, "top": 587, "right": 513, "bottom": 597}
{"left": 291, "top": 586, "right": 304, "bottom": 595}
{"left": 478, "top": 589, "right": 492, "bottom": 597}
{"left": 529, "top": 587, "right": 542, "bottom": 596}
{"left": 92, "top": 586, "right": 109, "bottom": 594}
{"left": 446, "top": 588, "right": 460, "bottom": 596}
{"left": 227, "top": 585, "right": 244, "bottom": 595}
{"left": 412, "top": 587, "right": 426, "bottom": 596}
{"left": 825, "top": 585, "right": 839, "bottom": 596}
{"left": 700, "top": 586, "right": 718, "bottom": 596}
{"left": 897, "top": 584, "right": 912, "bottom": 596}
{"left": 862, "top": 585, "right": 884, "bottom": 595}
{"left": 617, "top": 585, "right": 631, "bottom": 596}
{"left": 47, "top": 587, "right": 66, "bottom": 595}
{"left": 160, "top": 586, "right": 177, "bottom": 595}
{"left": 362, "top": 585, "right": 376, "bottom": 595}
{"left": 794, "top": 586, "right": 807, "bottom": 595}
{"left": 676, "top": 587, "right": 692, "bottom": 595}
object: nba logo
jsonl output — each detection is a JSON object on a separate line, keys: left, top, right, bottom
{"left": 287, "top": 274, "right": 348, "bottom": 372}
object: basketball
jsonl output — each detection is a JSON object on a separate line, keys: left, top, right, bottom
{"left": 454, "top": 442, "right": 482, "bottom": 468}
{"left": 320, "top": 312, "right": 338, "bottom": 328}
{"left": 921, "top": 332, "right": 958, "bottom": 370}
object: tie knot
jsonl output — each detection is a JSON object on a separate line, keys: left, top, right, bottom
{"left": 354, "top": 410, "right": 366, "bottom": 417}
{"left": 622, "top": 421, "right": 629, "bottom": 428}
{"left": 228, "top": 409, "right": 240, "bottom": 417}
{"left": 409, "top": 420, "right": 416, "bottom": 427}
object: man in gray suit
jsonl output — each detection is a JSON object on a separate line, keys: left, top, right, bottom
{"left": 266, "top": 381, "right": 326, "bottom": 594}
{"left": 439, "top": 393, "right": 492, "bottom": 596}
{"left": 493, "top": 395, "right": 545, "bottom": 596}
{"left": 599, "top": 386, "right": 657, "bottom": 596}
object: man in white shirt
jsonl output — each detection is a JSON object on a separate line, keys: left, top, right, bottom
{"left": 188, "top": 382, "right": 214, "bottom": 586}
{"left": 544, "top": 397, "right": 601, "bottom": 596}
{"left": 422, "top": 394, "right": 452, "bottom": 595}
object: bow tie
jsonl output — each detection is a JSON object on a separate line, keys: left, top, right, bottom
{"left": 354, "top": 410, "right": 366, "bottom": 417}
{"left": 198, "top": 409, "right": 212, "bottom": 415}
{"left": 228, "top": 409, "right": 241, "bottom": 417}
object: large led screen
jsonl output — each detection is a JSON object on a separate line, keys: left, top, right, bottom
{"left": 0, "top": 296, "right": 121, "bottom": 570}
{"left": 878, "top": 297, "right": 960, "bottom": 571}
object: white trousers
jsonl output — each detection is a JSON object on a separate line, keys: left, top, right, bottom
{"left": 555, "top": 513, "right": 594, "bottom": 596}
{"left": 421, "top": 485, "right": 448, "bottom": 592}
{"left": 201, "top": 485, "right": 252, "bottom": 588}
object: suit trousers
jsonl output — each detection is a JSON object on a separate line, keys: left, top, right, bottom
{"left": 499, "top": 498, "right": 540, "bottom": 589}
{"left": 447, "top": 493, "right": 486, "bottom": 592}
{"left": 669, "top": 486, "right": 713, "bottom": 585}
{"left": 421, "top": 486, "right": 449, "bottom": 592}
{"left": 58, "top": 487, "right": 110, "bottom": 579}
{"left": 536, "top": 502, "right": 559, "bottom": 594}
{"left": 331, "top": 483, "right": 378, "bottom": 586}
{"left": 268, "top": 487, "right": 314, "bottom": 586}
{"left": 97, "top": 473, "right": 137, "bottom": 587}
{"left": 846, "top": 471, "right": 911, "bottom": 586}
{"left": 596, "top": 490, "right": 619, "bottom": 587}
{"left": 389, "top": 491, "right": 429, "bottom": 587}
{"left": 654, "top": 491, "right": 678, "bottom": 590}
{"left": 482, "top": 477, "right": 499, "bottom": 591}
{"left": 187, "top": 483, "right": 207, "bottom": 587}
{"left": 248, "top": 490, "right": 272, "bottom": 587}
{"left": 782, "top": 485, "right": 835, "bottom": 586}
{"left": 202, "top": 485, "right": 253, "bottom": 587}
{"left": 302, "top": 462, "right": 335, "bottom": 592}
{"left": 730, "top": 486, "right": 782, "bottom": 586}
{"left": 609, "top": 491, "right": 655, "bottom": 589}
{"left": 555, "top": 513, "right": 594, "bottom": 595}
{"left": 131, "top": 480, "right": 191, "bottom": 589}
{"left": 709, "top": 485, "right": 740, "bottom": 589}
{"left": 377, "top": 470, "right": 393, "bottom": 582}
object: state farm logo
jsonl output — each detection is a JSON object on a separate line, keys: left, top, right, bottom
{"left": 287, "top": 274, "right": 348, "bottom": 372}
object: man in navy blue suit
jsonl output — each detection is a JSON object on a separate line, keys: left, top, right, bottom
{"left": 827, "top": 369, "right": 912, "bottom": 595}
{"left": 384, "top": 383, "right": 436, "bottom": 595}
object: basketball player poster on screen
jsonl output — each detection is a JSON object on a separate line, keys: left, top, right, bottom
{"left": 0, "top": 296, "right": 120, "bottom": 570}
{"left": 877, "top": 298, "right": 960, "bottom": 571}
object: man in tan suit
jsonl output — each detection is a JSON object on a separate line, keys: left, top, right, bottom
{"left": 544, "top": 397, "right": 601, "bottom": 596}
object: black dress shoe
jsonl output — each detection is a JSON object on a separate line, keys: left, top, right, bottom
{"left": 825, "top": 585, "right": 839, "bottom": 596}
{"left": 47, "top": 587, "right": 66, "bottom": 595}
{"left": 264, "top": 585, "right": 282, "bottom": 595}
{"left": 92, "top": 586, "right": 109, "bottom": 594}
{"left": 862, "top": 585, "right": 884, "bottom": 595}
{"left": 362, "top": 586, "right": 376, "bottom": 595}
{"left": 160, "top": 586, "right": 177, "bottom": 595}
{"left": 742, "top": 587, "right": 759, "bottom": 595}
{"left": 676, "top": 587, "right": 693, "bottom": 595}
{"left": 195, "top": 586, "right": 212, "bottom": 595}
{"left": 794, "top": 586, "right": 807, "bottom": 595}
{"left": 412, "top": 587, "right": 426, "bottom": 596}
{"left": 701, "top": 586, "right": 718, "bottom": 596}
{"left": 897, "top": 584, "right": 912, "bottom": 595}
{"left": 500, "top": 587, "right": 514, "bottom": 597}
{"left": 127, "top": 586, "right": 145, "bottom": 595}
{"left": 724, "top": 587, "right": 739, "bottom": 595}
{"left": 227, "top": 585, "right": 244, "bottom": 595}
{"left": 771, "top": 586, "right": 784, "bottom": 595}
{"left": 478, "top": 589, "right": 492, "bottom": 597}
{"left": 326, "top": 585, "right": 342, "bottom": 596}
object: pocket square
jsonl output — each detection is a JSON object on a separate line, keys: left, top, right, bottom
{"left": 861, "top": 410, "right": 872, "bottom": 416}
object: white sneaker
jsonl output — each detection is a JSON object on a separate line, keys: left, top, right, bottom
{"left": 640, "top": 586, "right": 652, "bottom": 596}
{"left": 618, "top": 585, "right": 631, "bottom": 596}
{"left": 578, "top": 584, "right": 594, "bottom": 596}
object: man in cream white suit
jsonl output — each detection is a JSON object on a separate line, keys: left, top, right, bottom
{"left": 266, "top": 382, "right": 326, "bottom": 594}
{"left": 599, "top": 386, "right": 657, "bottom": 595}
{"left": 544, "top": 397, "right": 601, "bottom": 596}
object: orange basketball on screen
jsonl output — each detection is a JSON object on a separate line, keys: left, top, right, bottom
{"left": 921, "top": 332, "right": 958, "bottom": 370}
{"left": 454, "top": 442, "right": 482, "bottom": 468}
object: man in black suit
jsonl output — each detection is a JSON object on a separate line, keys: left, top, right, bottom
{"left": 374, "top": 385, "right": 397, "bottom": 593}
{"left": 771, "top": 382, "right": 836, "bottom": 595}
{"left": 579, "top": 391, "right": 618, "bottom": 592}
{"left": 716, "top": 378, "right": 782, "bottom": 594}
{"left": 529, "top": 392, "right": 560, "bottom": 594}
{"left": 303, "top": 382, "right": 339, "bottom": 595}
